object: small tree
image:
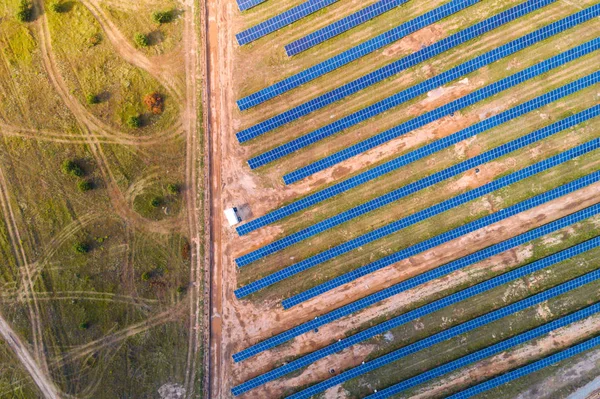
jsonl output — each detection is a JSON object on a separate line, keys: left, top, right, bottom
{"left": 143, "top": 92, "right": 164, "bottom": 114}
{"left": 86, "top": 93, "right": 99, "bottom": 105}
{"left": 78, "top": 180, "right": 93, "bottom": 192}
{"left": 166, "top": 183, "right": 179, "bottom": 195}
{"left": 134, "top": 33, "right": 149, "bottom": 47}
{"left": 150, "top": 196, "right": 162, "bottom": 208}
{"left": 127, "top": 115, "right": 141, "bottom": 128}
{"left": 62, "top": 160, "right": 84, "bottom": 177}
{"left": 73, "top": 242, "right": 90, "bottom": 254}
{"left": 16, "top": 0, "right": 33, "bottom": 22}
{"left": 152, "top": 10, "right": 173, "bottom": 24}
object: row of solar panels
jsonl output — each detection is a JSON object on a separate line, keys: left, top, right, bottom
{"left": 248, "top": 6, "right": 599, "bottom": 171}
{"left": 237, "top": 0, "right": 556, "bottom": 141}
{"left": 233, "top": 202, "right": 600, "bottom": 395}
{"left": 237, "top": 0, "right": 480, "bottom": 109}
{"left": 235, "top": 5, "right": 600, "bottom": 236}
{"left": 234, "top": 146, "right": 600, "bottom": 367}
{"left": 234, "top": 45, "right": 600, "bottom": 295}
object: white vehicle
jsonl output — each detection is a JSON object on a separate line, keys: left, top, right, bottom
{"left": 224, "top": 207, "right": 242, "bottom": 226}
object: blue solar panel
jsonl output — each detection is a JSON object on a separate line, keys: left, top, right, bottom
{"left": 237, "top": 0, "right": 479, "bottom": 110}
{"left": 235, "top": 105, "right": 600, "bottom": 266}
{"left": 446, "top": 335, "right": 600, "bottom": 399}
{"left": 232, "top": 202, "right": 600, "bottom": 365}
{"left": 235, "top": 140, "right": 600, "bottom": 300}
{"left": 236, "top": 0, "right": 555, "bottom": 140}
{"left": 237, "top": 0, "right": 266, "bottom": 12}
{"left": 285, "top": 37, "right": 600, "bottom": 183}
{"left": 235, "top": 0, "right": 341, "bottom": 46}
{"left": 249, "top": 6, "right": 600, "bottom": 169}
{"left": 285, "top": 0, "right": 410, "bottom": 56}
{"left": 236, "top": 72, "right": 599, "bottom": 236}
{"left": 294, "top": 266, "right": 600, "bottom": 399}
{"left": 233, "top": 238, "right": 600, "bottom": 396}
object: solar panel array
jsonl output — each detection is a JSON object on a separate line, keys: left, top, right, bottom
{"left": 446, "top": 335, "right": 600, "bottom": 399}
{"left": 233, "top": 234, "right": 600, "bottom": 395}
{"left": 237, "top": 0, "right": 479, "bottom": 110}
{"left": 364, "top": 280, "right": 600, "bottom": 399}
{"left": 284, "top": 0, "right": 410, "bottom": 56}
{"left": 236, "top": 72, "right": 599, "bottom": 236}
{"left": 235, "top": 105, "right": 600, "bottom": 266}
{"left": 232, "top": 201, "right": 600, "bottom": 368}
{"left": 236, "top": 0, "right": 266, "bottom": 12}
{"left": 283, "top": 151, "right": 600, "bottom": 307}
{"left": 293, "top": 260, "right": 600, "bottom": 399}
{"left": 235, "top": 140, "right": 600, "bottom": 300}
{"left": 236, "top": 0, "right": 553, "bottom": 141}
{"left": 235, "top": 0, "right": 341, "bottom": 46}
{"left": 249, "top": 6, "right": 600, "bottom": 169}
{"left": 285, "top": 37, "right": 600, "bottom": 183}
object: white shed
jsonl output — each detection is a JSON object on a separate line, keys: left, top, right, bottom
{"left": 224, "top": 207, "right": 242, "bottom": 226}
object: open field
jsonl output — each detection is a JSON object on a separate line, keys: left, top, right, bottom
{"left": 204, "top": 0, "right": 600, "bottom": 398}
{"left": 0, "top": 0, "right": 204, "bottom": 397}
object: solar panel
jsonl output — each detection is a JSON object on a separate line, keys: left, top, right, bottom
{"left": 236, "top": 0, "right": 555, "bottom": 140}
{"left": 249, "top": 5, "right": 600, "bottom": 169}
{"left": 233, "top": 237, "right": 600, "bottom": 395}
{"left": 235, "top": 0, "right": 341, "bottom": 46}
{"left": 285, "top": 37, "right": 600, "bottom": 183}
{"left": 234, "top": 140, "right": 600, "bottom": 300}
{"left": 236, "top": 72, "right": 599, "bottom": 236}
{"left": 445, "top": 335, "right": 600, "bottom": 399}
{"left": 235, "top": 105, "right": 600, "bottom": 267}
{"left": 294, "top": 267, "right": 600, "bottom": 399}
{"left": 237, "top": 0, "right": 479, "bottom": 110}
{"left": 237, "top": 0, "right": 266, "bottom": 12}
{"left": 232, "top": 202, "right": 600, "bottom": 368}
{"left": 285, "top": 0, "right": 411, "bottom": 56}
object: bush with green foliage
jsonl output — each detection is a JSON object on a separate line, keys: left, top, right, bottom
{"left": 152, "top": 10, "right": 173, "bottom": 24}
{"left": 166, "top": 183, "right": 180, "bottom": 195}
{"left": 73, "top": 242, "right": 90, "bottom": 254}
{"left": 49, "top": 1, "right": 65, "bottom": 13}
{"left": 89, "top": 33, "right": 102, "bottom": 47}
{"left": 176, "top": 286, "right": 185, "bottom": 294}
{"left": 150, "top": 196, "right": 162, "bottom": 208}
{"left": 79, "top": 321, "right": 90, "bottom": 330}
{"left": 134, "top": 33, "right": 149, "bottom": 47}
{"left": 86, "top": 93, "right": 99, "bottom": 105}
{"left": 127, "top": 115, "right": 141, "bottom": 128}
{"left": 141, "top": 272, "right": 151, "bottom": 281}
{"left": 61, "top": 160, "right": 84, "bottom": 177}
{"left": 78, "top": 180, "right": 93, "bottom": 192}
{"left": 17, "top": 0, "right": 33, "bottom": 22}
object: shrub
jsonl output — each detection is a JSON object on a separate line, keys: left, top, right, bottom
{"left": 166, "top": 183, "right": 179, "bottom": 195}
{"left": 150, "top": 196, "right": 162, "bottom": 208}
{"left": 89, "top": 33, "right": 102, "bottom": 47}
{"left": 134, "top": 33, "right": 149, "bottom": 47}
{"left": 79, "top": 321, "right": 90, "bottom": 330}
{"left": 176, "top": 286, "right": 185, "bottom": 294}
{"left": 86, "top": 93, "right": 99, "bottom": 105}
{"left": 73, "top": 242, "right": 90, "bottom": 254}
{"left": 127, "top": 115, "right": 141, "bottom": 128}
{"left": 152, "top": 10, "right": 173, "bottom": 24}
{"left": 16, "top": 0, "right": 33, "bottom": 22}
{"left": 49, "top": 1, "right": 65, "bottom": 13}
{"left": 77, "top": 180, "right": 93, "bottom": 192}
{"left": 143, "top": 92, "right": 164, "bottom": 114}
{"left": 61, "top": 160, "right": 84, "bottom": 177}
{"left": 141, "top": 272, "right": 151, "bottom": 281}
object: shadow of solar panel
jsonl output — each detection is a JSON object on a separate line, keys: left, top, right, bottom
{"left": 233, "top": 170, "right": 600, "bottom": 362}
{"left": 284, "top": 37, "right": 600, "bottom": 183}
{"left": 445, "top": 335, "right": 600, "bottom": 399}
{"left": 231, "top": 202, "right": 600, "bottom": 373}
{"left": 249, "top": 5, "right": 600, "bottom": 169}
{"left": 236, "top": 0, "right": 341, "bottom": 45}
{"left": 237, "top": 0, "right": 267, "bottom": 12}
{"left": 292, "top": 265, "right": 600, "bottom": 399}
{"left": 236, "top": 105, "right": 600, "bottom": 267}
{"left": 237, "top": 0, "right": 479, "bottom": 110}
{"left": 285, "top": 0, "right": 411, "bottom": 56}
{"left": 236, "top": 0, "right": 555, "bottom": 140}
{"left": 236, "top": 72, "right": 599, "bottom": 236}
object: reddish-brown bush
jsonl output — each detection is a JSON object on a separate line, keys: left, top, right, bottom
{"left": 143, "top": 92, "right": 164, "bottom": 114}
